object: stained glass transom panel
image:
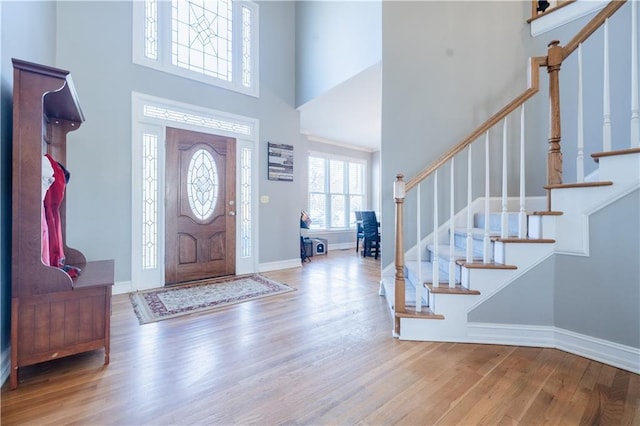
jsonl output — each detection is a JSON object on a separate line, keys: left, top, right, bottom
{"left": 187, "top": 148, "right": 219, "bottom": 221}
{"left": 143, "top": 105, "right": 251, "bottom": 135}
{"left": 171, "top": 0, "right": 233, "bottom": 81}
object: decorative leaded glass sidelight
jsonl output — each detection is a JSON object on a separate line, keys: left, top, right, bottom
{"left": 142, "top": 133, "right": 158, "bottom": 269}
{"left": 187, "top": 148, "right": 219, "bottom": 221}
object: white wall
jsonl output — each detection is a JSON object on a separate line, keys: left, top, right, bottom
{"left": 295, "top": 1, "right": 382, "bottom": 107}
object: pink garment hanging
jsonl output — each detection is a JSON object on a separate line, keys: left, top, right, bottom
{"left": 43, "top": 154, "right": 67, "bottom": 268}
{"left": 41, "top": 156, "right": 55, "bottom": 266}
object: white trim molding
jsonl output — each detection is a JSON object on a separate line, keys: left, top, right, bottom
{"left": 467, "top": 322, "right": 640, "bottom": 374}
{"left": 258, "top": 258, "right": 302, "bottom": 273}
{"left": 113, "top": 280, "right": 134, "bottom": 296}
{"left": 131, "top": 92, "right": 260, "bottom": 292}
{"left": 530, "top": 1, "right": 608, "bottom": 37}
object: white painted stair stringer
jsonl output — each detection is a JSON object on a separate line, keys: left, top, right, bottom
{"left": 552, "top": 154, "right": 640, "bottom": 256}
{"left": 399, "top": 243, "right": 555, "bottom": 342}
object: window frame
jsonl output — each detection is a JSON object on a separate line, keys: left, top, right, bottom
{"left": 132, "top": 0, "right": 259, "bottom": 98}
{"left": 308, "top": 151, "right": 367, "bottom": 232}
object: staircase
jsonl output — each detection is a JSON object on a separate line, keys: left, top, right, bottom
{"left": 381, "top": 148, "right": 639, "bottom": 372}
{"left": 382, "top": 0, "right": 640, "bottom": 374}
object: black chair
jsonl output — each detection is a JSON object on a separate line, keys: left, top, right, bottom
{"left": 360, "top": 211, "right": 380, "bottom": 259}
{"left": 354, "top": 211, "right": 364, "bottom": 253}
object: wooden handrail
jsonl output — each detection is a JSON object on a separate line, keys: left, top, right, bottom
{"left": 405, "top": 56, "right": 547, "bottom": 192}
{"left": 562, "top": 0, "right": 627, "bottom": 59}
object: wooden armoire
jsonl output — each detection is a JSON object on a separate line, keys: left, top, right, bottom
{"left": 10, "top": 59, "right": 114, "bottom": 389}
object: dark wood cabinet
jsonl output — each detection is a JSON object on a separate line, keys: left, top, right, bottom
{"left": 10, "top": 59, "right": 114, "bottom": 389}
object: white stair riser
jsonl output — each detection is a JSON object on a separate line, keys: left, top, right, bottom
{"left": 474, "top": 212, "right": 521, "bottom": 236}
{"left": 453, "top": 232, "right": 488, "bottom": 257}
{"left": 527, "top": 215, "right": 558, "bottom": 239}
{"left": 597, "top": 154, "right": 640, "bottom": 184}
{"left": 494, "top": 241, "right": 554, "bottom": 266}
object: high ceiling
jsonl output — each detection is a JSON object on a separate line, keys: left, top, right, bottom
{"left": 298, "top": 63, "right": 381, "bottom": 152}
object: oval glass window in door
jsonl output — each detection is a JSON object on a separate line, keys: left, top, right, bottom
{"left": 186, "top": 148, "right": 219, "bottom": 221}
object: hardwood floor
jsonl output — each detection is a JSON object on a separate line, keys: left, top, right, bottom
{"left": 2, "top": 249, "right": 639, "bottom": 425}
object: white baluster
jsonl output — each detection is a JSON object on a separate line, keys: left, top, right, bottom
{"left": 519, "top": 105, "right": 527, "bottom": 239}
{"left": 416, "top": 183, "right": 422, "bottom": 312}
{"left": 632, "top": 0, "right": 639, "bottom": 148}
{"left": 501, "top": 118, "right": 508, "bottom": 239}
{"left": 433, "top": 171, "right": 439, "bottom": 288}
{"left": 603, "top": 18, "right": 612, "bottom": 152}
{"left": 577, "top": 44, "right": 585, "bottom": 182}
{"left": 466, "top": 145, "right": 474, "bottom": 263}
{"left": 449, "top": 158, "right": 456, "bottom": 288}
{"left": 483, "top": 131, "right": 491, "bottom": 263}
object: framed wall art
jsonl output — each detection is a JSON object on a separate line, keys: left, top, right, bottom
{"left": 267, "top": 142, "right": 294, "bottom": 181}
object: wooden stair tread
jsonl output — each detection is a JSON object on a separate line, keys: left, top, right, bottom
{"left": 544, "top": 181, "right": 613, "bottom": 190}
{"left": 496, "top": 237, "right": 555, "bottom": 243}
{"left": 425, "top": 283, "right": 480, "bottom": 295}
{"left": 456, "top": 261, "right": 517, "bottom": 270}
{"left": 591, "top": 147, "right": 640, "bottom": 162}
{"left": 396, "top": 307, "right": 444, "bottom": 320}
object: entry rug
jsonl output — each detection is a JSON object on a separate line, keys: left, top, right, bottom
{"left": 129, "top": 274, "right": 295, "bottom": 325}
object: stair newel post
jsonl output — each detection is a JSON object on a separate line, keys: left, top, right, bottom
{"left": 546, "top": 40, "right": 564, "bottom": 187}
{"left": 393, "top": 174, "right": 406, "bottom": 336}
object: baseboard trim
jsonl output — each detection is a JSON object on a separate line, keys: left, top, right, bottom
{"left": 328, "top": 242, "right": 355, "bottom": 251}
{"left": 258, "top": 258, "right": 301, "bottom": 273}
{"left": 467, "top": 322, "right": 640, "bottom": 374}
{"left": 554, "top": 328, "right": 640, "bottom": 375}
{"left": 113, "top": 280, "right": 133, "bottom": 295}
{"left": 1, "top": 345, "right": 10, "bottom": 387}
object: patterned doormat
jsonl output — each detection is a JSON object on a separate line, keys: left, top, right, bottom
{"left": 129, "top": 274, "right": 295, "bottom": 324}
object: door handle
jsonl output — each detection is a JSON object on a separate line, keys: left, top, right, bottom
{"left": 229, "top": 211, "right": 236, "bottom": 216}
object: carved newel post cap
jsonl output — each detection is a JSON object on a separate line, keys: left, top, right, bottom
{"left": 394, "top": 174, "right": 406, "bottom": 199}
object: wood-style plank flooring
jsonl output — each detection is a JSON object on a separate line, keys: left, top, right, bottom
{"left": 2, "top": 249, "right": 639, "bottom": 425}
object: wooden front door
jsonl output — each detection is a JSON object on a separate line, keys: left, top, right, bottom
{"left": 165, "top": 127, "right": 236, "bottom": 285}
